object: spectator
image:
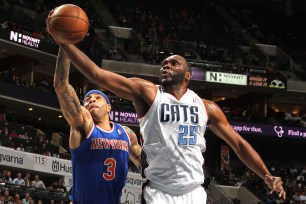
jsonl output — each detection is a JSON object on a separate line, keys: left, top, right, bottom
{"left": 2, "top": 127, "right": 9, "bottom": 136}
{"left": 289, "top": 165, "right": 298, "bottom": 177}
{"left": 296, "top": 172, "right": 304, "bottom": 188}
{"left": 19, "top": 126, "right": 26, "bottom": 137}
{"left": 19, "top": 132, "right": 29, "bottom": 140}
{"left": 28, "top": 198, "right": 35, "bottom": 204}
{"left": 9, "top": 129, "right": 19, "bottom": 139}
{"left": 19, "top": 127, "right": 29, "bottom": 140}
{"left": 14, "top": 194, "right": 21, "bottom": 204}
{"left": 1, "top": 169, "right": 8, "bottom": 182}
{"left": 0, "top": 195, "right": 5, "bottom": 204}
{"left": 31, "top": 175, "right": 45, "bottom": 189}
{"left": 42, "top": 144, "right": 51, "bottom": 157}
{"left": 23, "top": 173, "right": 31, "bottom": 187}
{"left": 58, "top": 179, "right": 67, "bottom": 192}
{"left": 16, "top": 143, "right": 25, "bottom": 151}
{"left": 12, "top": 173, "right": 25, "bottom": 185}
{"left": 36, "top": 134, "right": 45, "bottom": 143}
{"left": 3, "top": 189, "right": 13, "bottom": 204}
{"left": 49, "top": 181, "right": 59, "bottom": 191}
{"left": 21, "top": 192, "right": 30, "bottom": 204}
{"left": 3, "top": 170, "right": 13, "bottom": 183}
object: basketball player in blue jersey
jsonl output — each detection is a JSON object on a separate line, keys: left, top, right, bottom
{"left": 47, "top": 20, "right": 286, "bottom": 202}
{"left": 53, "top": 48, "right": 142, "bottom": 204}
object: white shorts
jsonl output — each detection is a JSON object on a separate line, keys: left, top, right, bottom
{"left": 143, "top": 185, "right": 207, "bottom": 204}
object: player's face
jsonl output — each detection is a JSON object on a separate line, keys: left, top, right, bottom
{"left": 83, "top": 93, "right": 109, "bottom": 116}
{"left": 159, "top": 55, "right": 189, "bottom": 86}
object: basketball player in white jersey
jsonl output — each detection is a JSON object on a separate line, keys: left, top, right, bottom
{"left": 46, "top": 27, "right": 286, "bottom": 202}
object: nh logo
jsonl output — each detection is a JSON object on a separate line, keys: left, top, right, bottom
{"left": 10, "top": 31, "right": 22, "bottom": 43}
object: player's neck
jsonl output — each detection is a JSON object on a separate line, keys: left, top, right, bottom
{"left": 163, "top": 85, "right": 188, "bottom": 100}
{"left": 96, "top": 119, "right": 113, "bottom": 131}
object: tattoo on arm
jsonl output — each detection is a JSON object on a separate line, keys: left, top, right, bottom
{"left": 58, "top": 86, "right": 82, "bottom": 118}
{"left": 59, "top": 59, "right": 70, "bottom": 84}
{"left": 123, "top": 126, "right": 142, "bottom": 168}
{"left": 55, "top": 48, "right": 83, "bottom": 126}
{"left": 55, "top": 48, "right": 70, "bottom": 86}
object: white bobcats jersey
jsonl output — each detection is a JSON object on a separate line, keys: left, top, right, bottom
{"left": 139, "top": 85, "right": 208, "bottom": 195}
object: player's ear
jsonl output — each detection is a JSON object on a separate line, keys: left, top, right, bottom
{"left": 185, "top": 71, "right": 191, "bottom": 81}
{"left": 107, "top": 104, "right": 111, "bottom": 113}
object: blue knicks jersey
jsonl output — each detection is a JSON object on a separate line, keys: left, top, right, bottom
{"left": 70, "top": 123, "right": 130, "bottom": 204}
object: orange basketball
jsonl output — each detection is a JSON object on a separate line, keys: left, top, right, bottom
{"left": 48, "top": 4, "right": 89, "bottom": 44}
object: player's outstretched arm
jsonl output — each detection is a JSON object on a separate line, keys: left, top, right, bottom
{"left": 59, "top": 44, "right": 146, "bottom": 102}
{"left": 204, "top": 99, "right": 286, "bottom": 199}
{"left": 54, "top": 48, "right": 93, "bottom": 148}
{"left": 123, "top": 126, "right": 142, "bottom": 169}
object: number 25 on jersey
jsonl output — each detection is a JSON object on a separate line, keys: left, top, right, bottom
{"left": 178, "top": 125, "right": 198, "bottom": 145}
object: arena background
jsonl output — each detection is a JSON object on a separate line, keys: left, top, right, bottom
{"left": 0, "top": 0, "right": 306, "bottom": 203}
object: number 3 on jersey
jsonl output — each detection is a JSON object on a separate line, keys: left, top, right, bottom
{"left": 178, "top": 125, "right": 198, "bottom": 145}
{"left": 103, "top": 158, "right": 116, "bottom": 180}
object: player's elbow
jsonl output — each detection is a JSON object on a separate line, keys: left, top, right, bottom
{"left": 54, "top": 80, "right": 62, "bottom": 90}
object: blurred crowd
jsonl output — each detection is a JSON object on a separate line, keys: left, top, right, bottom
{"left": 0, "top": 0, "right": 306, "bottom": 203}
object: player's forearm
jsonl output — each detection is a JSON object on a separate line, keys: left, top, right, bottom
{"left": 60, "top": 44, "right": 99, "bottom": 84}
{"left": 54, "top": 48, "right": 70, "bottom": 89}
{"left": 236, "top": 140, "right": 271, "bottom": 179}
{"left": 54, "top": 48, "right": 83, "bottom": 126}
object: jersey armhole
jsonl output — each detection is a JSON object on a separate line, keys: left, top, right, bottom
{"left": 201, "top": 99, "right": 209, "bottom": 125}
{"left": 85, "top": 123, "right": 95, "bottom": 139}
{"left": 138, "top": 85, "right": 159, "bottom": 120}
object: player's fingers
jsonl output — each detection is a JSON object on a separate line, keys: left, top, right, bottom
{"left": 274, "top": 179, "right": 282, "bottom": 188}
{"left": 46, "top": 8, "right": 56, "bottom": 26}
{"left": 272, "top": 177, "right": 282, "bottom": 189}
{"left": 278, "top": 189, "right": 286, "bottom": 200}
{"left": 49, "top": 8, "right": 56, "bottom": 16}
{"left": 264, "top": 175, "right": 274, "bottom": 189}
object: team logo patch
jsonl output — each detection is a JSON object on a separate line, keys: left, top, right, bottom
{"left": 117, "top": 129, "right": 122, "bottom": 134}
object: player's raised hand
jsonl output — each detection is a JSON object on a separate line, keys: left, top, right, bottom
{"left": 46, "top": 7, "right": 56, "bottom": 38}
{"left": 264, "top": 175, "right": 286, "bottom": 200}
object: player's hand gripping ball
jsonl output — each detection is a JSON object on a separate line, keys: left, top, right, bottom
{"left": 46, "top": 4, "right": 89, "bottom": 44}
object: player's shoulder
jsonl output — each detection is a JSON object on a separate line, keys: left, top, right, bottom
{"left": 121, "top": 125, "right": 134, "bottom": 134}
{"left": 201, "top": 98, "right": 224, "bottom": 121}
{"left": 201, "top": 98, "right": 215, "bottom": 105}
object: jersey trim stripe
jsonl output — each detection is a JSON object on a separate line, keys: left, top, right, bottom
{"left": 86, "top": 123, "right": 95, "bottom": 139}
{"left": 96, "top": 122, "right": 115, "bottom": 133}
